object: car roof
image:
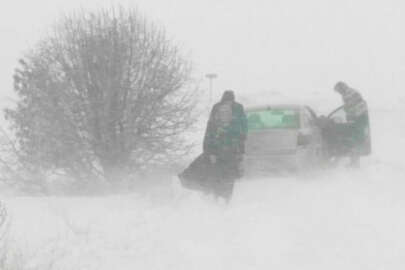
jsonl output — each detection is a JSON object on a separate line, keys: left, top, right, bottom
{"left": 245, "top": 104, "right": 309, "bottom": 112}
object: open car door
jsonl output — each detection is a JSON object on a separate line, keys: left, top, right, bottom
{"left": 321, "top": 106, "right": 371, "bottom": 160}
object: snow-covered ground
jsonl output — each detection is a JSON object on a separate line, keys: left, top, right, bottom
{"left": 1, "top": 107, "right": 405, "bottom": 270}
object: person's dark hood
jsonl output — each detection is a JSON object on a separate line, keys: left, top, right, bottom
{"left": 334, "top": 81, "right": 349, "bottom": 94}
{"left": 221, "top": 90, "right": 235, "bottom": 102}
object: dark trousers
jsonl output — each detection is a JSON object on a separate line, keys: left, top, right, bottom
{"left": 211, "top": 146, "right": 243, "bottom": 201}
{"left": 347, "top": 113, "right": 370, "bottom": 167}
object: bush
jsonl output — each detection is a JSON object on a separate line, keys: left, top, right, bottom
{"left": 5, "top": 7, "right": 198, "bottom": 187}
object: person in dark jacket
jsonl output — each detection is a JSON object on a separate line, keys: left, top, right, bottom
{"left": 334, "top": 81, "right": 371, "bottom": 167}
{"left": 203, "top": 90, "right": 247, "bottom": 201}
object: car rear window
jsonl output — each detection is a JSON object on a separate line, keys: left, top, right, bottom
{"left": 247, "top": 108, "right": 300, "bottom": 130}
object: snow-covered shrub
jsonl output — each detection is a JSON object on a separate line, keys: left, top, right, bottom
{"left": 5, "top": 7, "right": 198, "bottom": 189}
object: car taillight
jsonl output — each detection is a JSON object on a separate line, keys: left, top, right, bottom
{"left": 297, "top": 132, "right": 311, "bottom": 146}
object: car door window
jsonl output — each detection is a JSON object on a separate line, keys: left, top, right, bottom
{"left": 328, "top": 107, "right": 347, "bottom": 123}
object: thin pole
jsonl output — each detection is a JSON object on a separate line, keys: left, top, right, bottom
{"left": 205, "top": 73, "right": 218, "bottom": 106}
{"left": 209, "top": 78, "right": 213, "bottom": 105}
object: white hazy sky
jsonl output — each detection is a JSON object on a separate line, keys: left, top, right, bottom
{"left": 1, "top": 0, "right": 404, "bottom": 111}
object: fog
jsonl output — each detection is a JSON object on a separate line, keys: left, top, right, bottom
{"left": 1, "top": 0, "right": 405, "bottom": 269}
{"left": 1, "top": 0, "right": 405, "bottom": 109}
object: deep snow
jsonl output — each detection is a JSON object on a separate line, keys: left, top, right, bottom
{"left": 1, "top": 108, "right": 405, "bottom": 270}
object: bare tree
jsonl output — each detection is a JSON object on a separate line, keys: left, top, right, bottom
{"left": 5, "top": 7, "right": 198, "bottom": 185}
{"left": 0, "top": 127, "right": 48, "bottom": 193}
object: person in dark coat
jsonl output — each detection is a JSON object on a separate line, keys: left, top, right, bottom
{"left": 334, "top": 81, "right": 371, "bottom": 167}
{"left": 203, "top": 90, "right": 248, "bottom": 201}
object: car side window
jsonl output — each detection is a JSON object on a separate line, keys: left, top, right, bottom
{"left": 329, "top": 107, "right": 347, "bottom": 123}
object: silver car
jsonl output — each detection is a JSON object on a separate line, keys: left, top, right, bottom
{"left": 243, "top": 104, "right": 323, "bottom": 175}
